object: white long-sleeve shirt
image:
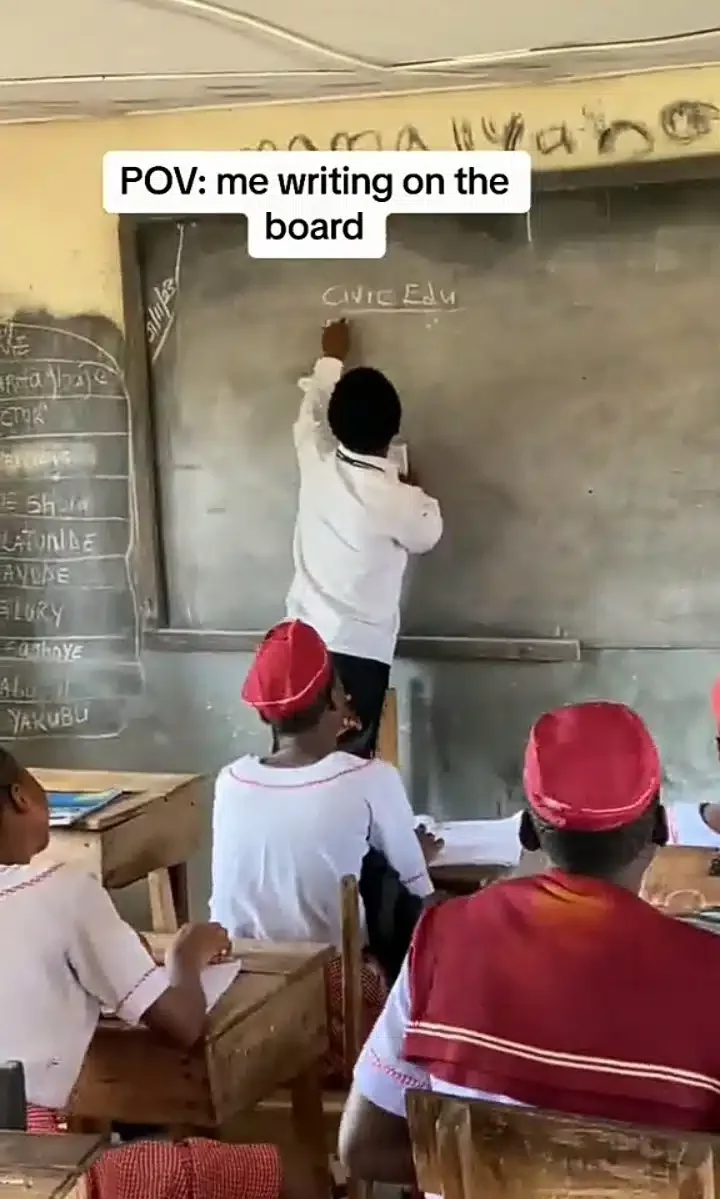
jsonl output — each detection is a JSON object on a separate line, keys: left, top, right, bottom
{"left": 285, "top": 357, "right": 443, "bottom": 665}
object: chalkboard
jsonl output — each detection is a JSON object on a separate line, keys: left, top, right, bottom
{"left": 0, "top": 316, "right": 143, "bottom": 739}
{"left": 139, "top": 179, "right": 720, "bottom": 646}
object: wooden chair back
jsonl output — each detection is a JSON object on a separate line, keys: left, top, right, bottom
{"left": 377, "top": 689, "right": 398, "bottom": 767}
{"left": 340, "top": 875, "right": 372, "bottom": 1199}
{"left": 406, "top": 1091, "right": 716, "bottom": 1199}
{"left": 641, "top": 845, "right": 720, "bottom": 915}
{"left": 340, "top": 875, "right": 364, "bottom": 1079}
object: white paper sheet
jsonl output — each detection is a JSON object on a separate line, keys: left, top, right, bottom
{"left": 200, "top": 961, "right": 243, "bottom": 1011}
{"left": 417, "top": 815, "right": 523, "bottom": 867}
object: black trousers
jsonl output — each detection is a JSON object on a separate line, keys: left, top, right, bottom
{"left": 331, "top": 652, "right": 391, "bottom": 759}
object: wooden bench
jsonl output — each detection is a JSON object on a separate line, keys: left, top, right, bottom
{"left": 0, "top": 1133, "right": 103, "bottom": 1199}
{"left": 31, "top": 769, "right": 203, "bottom": 932}
{"left": 0, "top": 1062, "right": 103, "bottom": 1199}
{"left": 407, "top": 1090, "right": 716, "bottom": 1199}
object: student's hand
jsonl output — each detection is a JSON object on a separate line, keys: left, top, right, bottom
{"left": 416, "top": 824, "right": 444, "bottom": 864}
{"left": 168, "top": 922, "right": 231, "bottom": 971}
{"left": 322, "top": 318, "right": 350, "bottom": 361}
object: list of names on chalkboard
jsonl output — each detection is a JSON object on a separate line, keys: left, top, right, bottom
{"left": 0, "top": 319, "right": 143, "bottom": 739}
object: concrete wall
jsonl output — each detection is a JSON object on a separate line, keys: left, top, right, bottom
{"left": 3, "top": 68, "right": 720, "bottom": 920}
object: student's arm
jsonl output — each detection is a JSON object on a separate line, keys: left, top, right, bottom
{"left": 293, "top": 320, "right": 349, "bottom": 465}
{"left": 339, "top": 958, "right": 428, "bottom": 1185}
{"left": 390, "top": 482, "right": 443, "bottom": 555}
{"left": 66, "top": 871, "right": 229, "bottom": 1048}
{"left": 366, "top": 763, "right": 433, "bottom": 898}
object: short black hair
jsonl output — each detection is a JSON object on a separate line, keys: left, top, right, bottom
{"left": 263, "top": 678, "right": 336, "bottom": 737}
{"left": 519, "top": 797, "right": 667, "bottom": 880}
{"left": 0, "top": 747, "right": 22, "bottom": 808}
{"left": 0, "top": 747, "right": 20, "bottom": 788}
{"left": 328, "top": 367, "right": 401, "bottom": 455}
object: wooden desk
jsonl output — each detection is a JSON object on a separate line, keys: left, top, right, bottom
{"left": 70, "top": 939, "right": 333, "bottom": 1180}
{"left": 0, "top": 1133, "right": 102, "bottom": 1199}
{"left": 640, "top": 846, "right": 720, "bottom": 914}
{"left": 31, "top": 769, "right": 203, "bottom": 931}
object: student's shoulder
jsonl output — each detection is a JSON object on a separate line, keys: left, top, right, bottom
{"left": 215, "top": 755, "right": 259, "bottom": 789}
{"left": 16, "top": 861, "right": 102, "bottom": 909}
{"left": 349, "top": 755, "right": 405, "bottom": 797}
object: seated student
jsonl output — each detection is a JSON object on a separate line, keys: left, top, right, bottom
{"left": 0, "top": 746, "right": 315, "bottom": 1199}
{"left": 286, "top": 318, "right": 443, "bottom": 759}
{"left": 210, "top": 619, "right": 436, "bottom": 1075}
{"left": 339, "top": 702, "right": 720, "bottom": 1187}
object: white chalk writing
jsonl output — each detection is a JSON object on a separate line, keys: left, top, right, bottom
{"left": 0, "top": 562, "right": 71, "bottom": 586}
{"left": 0, "top": 598, "right": 63, "bottom": 628}
{"left": 146, "top": 278, "right": 178, "bottom": 346}
{"left": 0, "top": 639, "right": 83, "bottom": 662}
{"left": 322, "top": 281, "right": 459, "bottom": 313}
{"left": 7, "top": 704, "right": 89, "bottom": 736}
{"left": 0, "top": 527, "right": 97, "bottom": 556}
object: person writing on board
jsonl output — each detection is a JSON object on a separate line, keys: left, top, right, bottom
{"left": 286, "top": 318, "right": 443, "bottom": 759}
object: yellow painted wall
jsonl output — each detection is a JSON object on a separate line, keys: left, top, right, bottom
{"left": 1, "top": 66, "right": 720, "bottom": 323}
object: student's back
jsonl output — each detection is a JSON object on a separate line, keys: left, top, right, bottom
{"left": 210, "top": 749, "right": 431, "bottom": 946}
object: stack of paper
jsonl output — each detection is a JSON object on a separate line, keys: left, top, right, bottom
{"left": 417, "top": 815, "right": 522, "bottom": 867}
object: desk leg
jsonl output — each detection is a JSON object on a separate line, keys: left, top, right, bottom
{"left": 289, "top": 1063, "right": 331, "bottom": 1198}
{"left": 168, "top": 862, "right": 190, "bottom": 925}
{"left": 148, "top": 868, "right": 179, "bottom": 933}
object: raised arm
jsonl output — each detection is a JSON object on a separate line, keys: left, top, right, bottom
{"left": 293, "top": 319, "right": 350, "bottom": 465}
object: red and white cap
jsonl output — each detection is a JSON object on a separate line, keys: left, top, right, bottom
{"left": 523, "top": 701, "right": 661, "bottom": 833}
{"left": 241, "top": 620, "right": 332, "bottom": 721}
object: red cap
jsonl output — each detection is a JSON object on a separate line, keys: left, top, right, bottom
{"left": 711, "top": 680, "right": 720, "bottom": 728}
{"left": 523, "top": 701, "right": 661, "bottom": 833}
{"left": 242, "top": 620, "right": 332, "bottom": 721}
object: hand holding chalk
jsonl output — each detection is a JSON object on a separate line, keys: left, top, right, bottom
{"left": 322, "top": 318, "right": 350, "bottom": 362}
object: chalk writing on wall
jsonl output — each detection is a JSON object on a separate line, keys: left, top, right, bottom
{"left": 321, "top": 281, "right": 459, "bottom": 314}
{"left": 0, "top": 319, "right": 143, "bottom": 739}
{"left": 249, "top": 98, "right": 720, "bottom": 164}
{"left": 146, "top": 222, "right": 185, "bottom": 362}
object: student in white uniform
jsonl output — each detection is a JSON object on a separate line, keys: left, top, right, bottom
{"left": 210, "top": 618, "right": 435, "bottom": 1075}
{"left": 285, "top": 318, "right": 443, "bottom": 758}
{"left": 0, "top": 745, "right": 316, "bottom": 1199}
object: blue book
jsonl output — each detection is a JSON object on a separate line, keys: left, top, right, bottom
{"left": 48, "top": 788, "right": 123, "bottom": 827}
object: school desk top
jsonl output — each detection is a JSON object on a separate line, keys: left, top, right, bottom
{"left": 640, "top": 845, "right": 720, "bottom": 915}
{"left": 70, "top": 937, "right": 334, "bottom": 1129}
{"left": 0, "top": 1132, "right": 102, "bottom": 1199}
{"left": 31, "top": 769, "right": 203, "bottom": 890}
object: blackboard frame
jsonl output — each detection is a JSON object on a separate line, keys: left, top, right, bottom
{"left": 118, "top": 151, "right": 720, "bottom": 660}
